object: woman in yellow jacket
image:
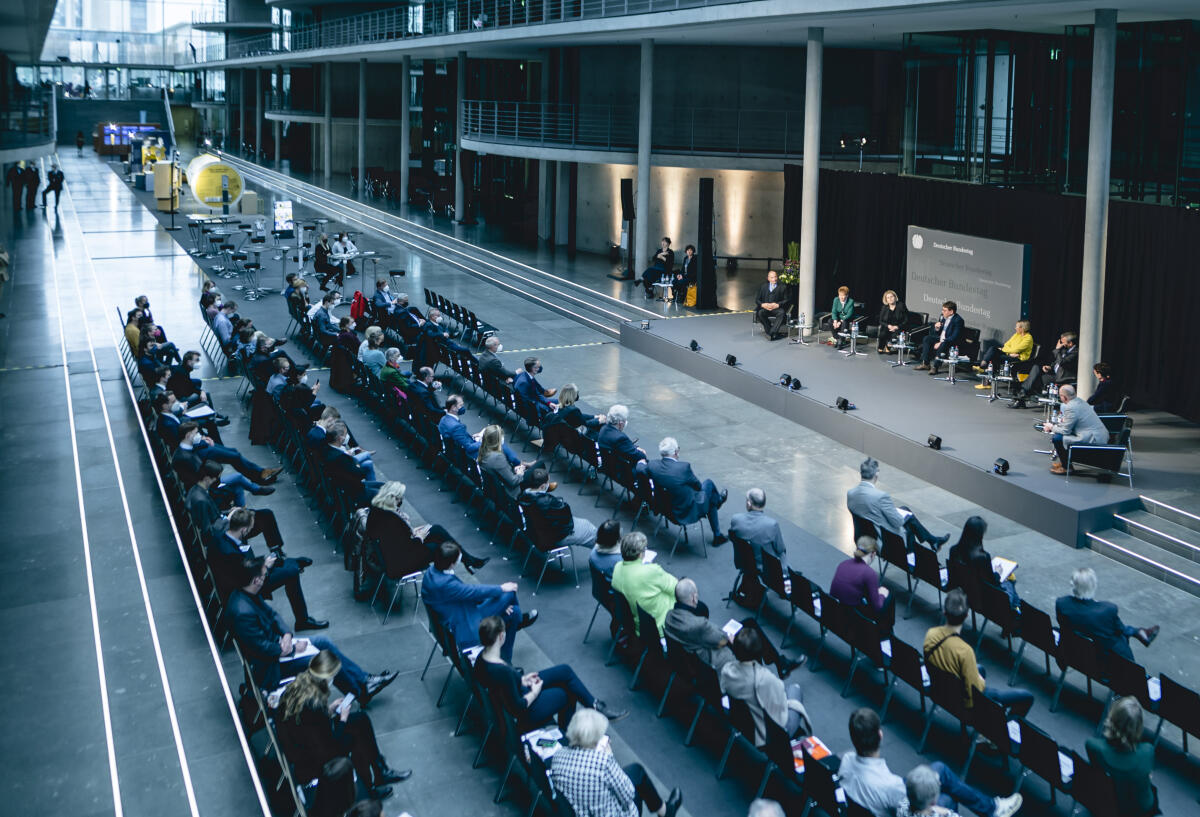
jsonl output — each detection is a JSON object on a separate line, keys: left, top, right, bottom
{"left": 974, "top": 319, "right": 1034, "bottom": 386}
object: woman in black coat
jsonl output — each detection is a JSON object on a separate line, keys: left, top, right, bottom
{"left": 876, "top": 289, "right": 910, "bottom": 353}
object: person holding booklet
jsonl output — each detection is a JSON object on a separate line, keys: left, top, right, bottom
{"left": 946, "top": 516, "right": 1020, "bottom": 610}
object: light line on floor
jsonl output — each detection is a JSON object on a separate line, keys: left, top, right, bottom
{"left": 500, "top": 341, "right": 613, "bottom": 354}
{"left": 46, "top": 164, "right": 124, "bottom": 817}
{"left": 64, "top": 158, "right": 276, "bottom": 817}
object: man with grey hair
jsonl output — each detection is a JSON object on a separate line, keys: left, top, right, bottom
{"left": 646, "top": 437, "right": 728, "bottom": 545}
{"left": 847, "top": 457, "right": 948, "bottom": 550}
{"left": 898, "top": 765, "right": 952, "bottom": 817}
{"left": 664, "top": 578, "right": 803, "bottom": 677}
{"left": 477, "top": 335, "right": 516, "bottom": 384}
{"left": 1042, "top": 383, "right": 1108, "bottom": 475}
{"left": 748, "top": 800, "right": 785, "bottom": 817}
{"left": 1055, "top": 567, "right": 1158, "bottom": 661}
{"left": 729, "top": 488, "right": 788, "bottom": 578}
{"left": 597, "top": 404, "right": 647, "bottom": 462}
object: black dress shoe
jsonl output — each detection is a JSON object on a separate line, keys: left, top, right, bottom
{"left": 592, "top": 699, "right": 629, "bottom": 721}
{"left": 373, "top": 763, "right": 411, "bottom": 784}
{"left": 365, "top": 670, "right": 399, "bottom": 698}
{"left": 777, "top": 654, "right": 807, "bottom": 680}
{"left": 463, "top": 555, "right": 491, "bottom": 571}
{"left": 716, "top": 488, "right": 729, "bottom": 507}
{"left": 253, "top": 486, "right": 276, "bottom": 496}
{"left": 295, "top": 556, "right": 314, "bottom": 568}
{"left": 930, "top": 534, "right": 950, "bottom": 551}
{"left": 214, "top": 416, "right": 231, "bottom": 427}
{"left": 1007, "top": 398, "right": 1027, "bottom": 409}
{"left": 519, "top": 610, "right": 539, "bottom": 630}
{"left": 712, "top": 533, "right": 729, "bottom": 546}
{"left": 664, "top": 787, "right": 683, "bottom": 817}
{"left": 295, "top": 617, "right": 329, "bottom": 631}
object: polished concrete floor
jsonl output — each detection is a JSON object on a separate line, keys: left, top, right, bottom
{"left": 3, "top": 149, "right": 1198, "bottom": 817}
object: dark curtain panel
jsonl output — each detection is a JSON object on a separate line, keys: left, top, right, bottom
{"left": 783, "top": 167, "right": 1200, "bottom": 421}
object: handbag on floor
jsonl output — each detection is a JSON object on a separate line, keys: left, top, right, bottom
{"left": 684, "top": 284, "right": 697, "bottom": 307}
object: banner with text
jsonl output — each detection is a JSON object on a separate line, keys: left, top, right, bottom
{"left": 905, "top": 226, "right": 1030, "bottom": 345}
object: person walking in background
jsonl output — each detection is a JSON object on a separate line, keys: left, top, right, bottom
{"left": 41, "top": 163, "right": 64, "bottom": 209}
{"left": 76, "top": 130, "right": 86, "bottom": 156}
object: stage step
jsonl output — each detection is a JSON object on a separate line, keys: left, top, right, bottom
{"left": 1086, "top": 528, "right": 1200, "bottom": 600}
{"left": 1113, "top": 510, "right": 1200, "bottom": 565}
{"left": 1139, "top": 494, "right": 1200, "bottom": 533}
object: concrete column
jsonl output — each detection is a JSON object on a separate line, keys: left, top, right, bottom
{"left": 634, "top": 39, "right": 654, "bottom": 274}
{"left": 1076, "top": 9, "right": 1117, "bottom": 400}
{"left": 323, "top": 62, "right": 332, "bottom": 184}
{"left": 274, "top": 65, "right": 282, "bottom": 167}
{"left": 455, "top": 51, "right": 467, "bottom": 221}
{"left": 537, "top": 54, "right": 554, "bottom": 242}
{"left": 901, "top": 59, "right": 918, "bottom": 175}
{"left": 797, "top": 28, "right": 824, "bottom": 332}
{"left": 254, "top": 67, "right": 263, "bottom": 160}
{"left": 554, "top": 161, "right": 571, "bottom": 245}
{"left": 357, "top": 58, "right": 367, "bottom": 192}
{"left": 223, "top": 72, "right": 230, "bottom": 148}
{"left": 400, "top": 55, "right": 411, "bottom": 205}
{"left": 239, "top": 69, "right": 246, "bottom": 152}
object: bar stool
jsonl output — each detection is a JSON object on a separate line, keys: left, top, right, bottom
{"left": 218, "top": 244, "right": 238, "bottom": 277}
{"left": 205, "top": 234, "right": 223, "bottom": 260}
{"left": 239, "top": 261, "right": 263, "bottom": 300}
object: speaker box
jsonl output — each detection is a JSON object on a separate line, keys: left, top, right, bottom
{"left": 697, "top": 177, "right": 716, "bottom": 308}
{"left": 620, "top": 178, "right": 634, "bottom": 222}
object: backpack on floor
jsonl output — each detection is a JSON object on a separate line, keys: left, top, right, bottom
{"left": 350, "top": 290, "right": 367, "bottom": 321}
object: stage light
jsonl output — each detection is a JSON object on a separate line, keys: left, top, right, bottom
{"left": 836, "top": 397, "right": 855, "bottom": 411}
{"left": 725, "top": 354, "right": 737, "bottom": 366}
{"left": 789, "top": 379, "right": 802, "bottom": 391}
{"left": 639, "top": 319, "right": 650, "bottom": 330}
{"left": 993, "top": 458, "right": 1010, "bottom": 475}
{"left": 778, "top": 373, "right": 792, "bottom": 387}
{"left": 927, "top": 434, "right": 942, "bottom": 450}
{"left": 689, "top": 339, "right": 700, "bottom": 351}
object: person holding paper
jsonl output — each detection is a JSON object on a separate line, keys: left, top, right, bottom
{"left": 946, "top": 516, "right": 1020, "bottom": 611}
{"left": 847, "top": 458, "right": 949, "bottom": 550}
{"left": 227, "top": 556, "right": 398, "bottom": 701}
{"left": 830, "top": 537, "right": 894, "bottom": 628}
{"left": 473, "top": 615, "right": 627, "bottom": 730}
{"left": 720, "top": 624, "right": 810, "bottom": 747}
{"left": 838, "top": 707, "right": 1023, "bottom": 817}
{"left": 275, "top": 650, "right": 411, "bottom": 801}
{"left": 611, "top": 532, "right": 678, "bottom": 636}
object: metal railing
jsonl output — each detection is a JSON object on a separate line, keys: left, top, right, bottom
{"left": 193, "top": 0, "right": 760, "bottom": 64}
{"left": 0, "top": 89, "right": 54, "bottom": 150}
{"left": 461, "top": 99, "right": 815, "bottom": 157}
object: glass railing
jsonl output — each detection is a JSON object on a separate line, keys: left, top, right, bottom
{"left": 0, "top": 89, "right": 54, "bottom": 150}
{"left": 191, "top": 0, "right": 759, "bottom": 64}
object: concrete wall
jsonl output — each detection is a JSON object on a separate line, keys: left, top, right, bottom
{"left": 575, "top": 162, "right": 784, "bottom": 259}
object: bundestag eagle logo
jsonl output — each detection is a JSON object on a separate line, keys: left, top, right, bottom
{"left": 912, "top": 234, "right": 924, "bottom": 250}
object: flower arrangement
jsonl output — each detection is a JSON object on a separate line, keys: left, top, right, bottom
{"left": 778, "top": 241, "right": 801, "bottom": 286}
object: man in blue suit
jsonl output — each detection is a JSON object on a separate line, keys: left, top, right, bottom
{"left": 1055, "top": 567, "right": 1158, "bottom": 662}
{"left": 513, "top": 356, "right": 558, "bottom": 419}
{"left": 645, "top": 437, "right": 728, "bottom": 545}
{"left": 438, "top": 394, "right": 521, "bottom": 465}
{"left": 421, "top": 542, "right": 538, "bottom": 662}
{"left": 596, "top": 405, "right": 647, "bottom": 462}
{"left": 916, "top": 300, "right": 964, "bottom": 373}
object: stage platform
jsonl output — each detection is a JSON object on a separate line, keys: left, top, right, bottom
{"left": 622, "top": 312, "right": 1200, "bottom": 546}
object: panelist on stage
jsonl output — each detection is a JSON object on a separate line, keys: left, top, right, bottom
{"left": 973, "top": 319, "right": 1034, "bottom": 388}
{"left": 914, "top": 300, "right": 962, "bottom": 374}
{"left": 1009, "top": 331, "right": 1077, "bottom": 408}
{"left": 674, "top": 244, "right": 698, "bottom": 297}
{"left": 876, "top": 290, "right": 909, "bottom": 353}
{"left": 641, "top": 237, "right": 676, "bottom": 298}
{"left": 755, "top": 270, "right": 791, "bottom": 340}
{"left": 826, "top": 286, "right": 856, "bottom": 347}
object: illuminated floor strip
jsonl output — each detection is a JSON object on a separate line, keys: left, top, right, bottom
{"left": 499, "top": 341, "right": 613, "bottom": 354}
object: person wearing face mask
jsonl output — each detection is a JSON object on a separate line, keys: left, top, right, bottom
{"left": 411, "top": 308, "right": 451, "bottom": 373}
{"left": 173, "top": 420, "right": 283, "bottom": 489}
{"left": 287, "top": 277, "right": 312, "bottom": 315}
{"left": 314, "top": 233, "right": 341, "bottom": 290}
{"left": 477, "top": 336, "right": 516, "bottom": 385}
{"left": 408, "top": 366, "right": 442, "bottom": 417}
{"left": 379, "top": 348, "right": 409, "bottom": 390}
{"left": 372, "top": 278, "right": 400, "bottom": 316}
{"left": 280, "top": 364, "right": 325, "bottom": 422}
{"left": 438, "top": 395, "right": 523, "bottom": 465}
{"left": 513, "top": 357, "right": 558, "bottom": 420}
{"left": 173, "top": 429, "right": 275, "bottom": 505}
{"left": 312, "top": 292, "right": 341, "bottom": 346}
{"left": 322, "top": 422, "right": 383, "bottom": 504}
{"left": 154, "top": 391, "right": 228, "bottom": 446}
{"left": 330, "top": 231, "right": 358, "bottom": 284}
{"left": 168, "top": 350, "right": 221, "bottom": 413}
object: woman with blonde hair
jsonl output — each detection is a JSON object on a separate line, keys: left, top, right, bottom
{"left": 477, "top": 425, "right": 544, "bottom": 500}
{"left": 275, "top": 650, "right": 410, "bottom": 800}
{"left": 359, "top": 326, "right": 387, "bottom": 376}
{"left": 974, "top": 319, "right": 1034, "bottom": 386}
{"left": 1086, "top": 696, "right": 1158, "bottom": 816}
{"left": 542, "top": 383, "right": 606, "bottom": 432}
{"left": 365, "top": 481, "right": 488, "bottom": 571}
{"left": 877, "top": 289, "right": 909, "bottom": 353}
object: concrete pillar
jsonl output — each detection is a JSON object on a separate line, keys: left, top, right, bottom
{"left": 797, "top": 28, "right": 823, "bottom": 332}
{"left": 239, "top": 69, "right": 246, "bottom": 152}
{"left": 323, "top": 62, "right": 332, "bottom": 184}
{"left": 357, "top": 58, "right": 367, "bottom": 192}
{"left": 274, "top": 65, "right": 282, "bottom": 167}
{"left": 554, "top": 161, "right": 571, "bottom": 245}
{"left": 254, "top": 67, "right": 263, "bottom": 161}
{"left": 901, "top": 59, "right": 918, "bottom": 175}
{"left": 400, "top": 55, "right": 411, "bottom": 205}
{"left": 455, "top": 50, "right": 467, "bottom": 221}
{"left": 537, "top": 54, "right": 554, "bottom": 242}
{"left": 1076, "top": 9, "right": 1117, "bottom": 400}
{"left": 634, "top": 39, "right": 654, "bottom": 274}
{"left": 223, "top": 72, "right": 230, "bottom": 148}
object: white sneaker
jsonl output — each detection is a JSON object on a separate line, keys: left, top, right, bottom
{"left": 994, "top": 793, "right": 1023, "bottom": 817}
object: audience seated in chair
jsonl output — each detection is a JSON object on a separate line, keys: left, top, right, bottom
{"left": 946, "top": 516, "right": 1020, "bottom": 610}
{"left": 477, "top": 336, "right": 516, "bottom": 385}
{"left": 513, "top": 356, "right": 558, "bottom": 418}
{"left": 830, "top": 536, "right": 893, "bottom": 625}
{"left": 611, "top": 532, "right": 677, "bottom": 636}
{"left": 597, "top": 404, "right": 648, "bottom": 462}
{"left": 847, "top": 457, "right": 948, "bottom": 549}
{"left": 1086, "top": 697, "right": 1160, "bottom": 817}
{"left": 645, "top": 436, "right": 729, "bottom": 545}
{"left": 477, "top": 425, "right": 540, "bottom": 501}
{"left": 518, "top": 467, "right": 598, "bottom": 550}
{"left": 588, "top": 520, "right": 623, "bottom": 578}
{"left": 719, "top": 621, "right": 809, "bottom": 747}
{"left": 367, "top": 481, "right": 488, "bottom": 571}
{"left": 1055, "top": 567, "right": 1158, "bottom": 662}
{"left": 542, "top": 383, "right": 605, "bottom": 432}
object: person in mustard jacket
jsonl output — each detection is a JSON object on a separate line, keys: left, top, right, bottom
{"left": 974, "top": 319, "right": 1034, "bottom": 388}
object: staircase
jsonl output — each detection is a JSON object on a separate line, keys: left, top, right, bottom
{"left": 1086, "top": 495, "right": 1200, "bottom": 598}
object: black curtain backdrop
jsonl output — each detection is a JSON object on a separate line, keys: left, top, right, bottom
{"left": 782, "top": 167, "right": 1200, "bottom": 422}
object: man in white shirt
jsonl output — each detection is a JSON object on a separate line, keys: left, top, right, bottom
{"left": 330, "top": 231, "right": 358, "bottom": 279}
{"left": 838, "top": 708, "right": 1021, "bottom": 817}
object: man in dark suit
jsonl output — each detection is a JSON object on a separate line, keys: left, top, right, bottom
{"left": 227, "top": 556, "right": 394, "bottom": 698}
{"left": 755, "top": 269, "right": 792, "bottom": 340}
{"left": 1055, "top": 567, "right": 1158, "bottom": 661}
{"left": 645, "top": 437, "right": 728, "bottom": 544}
{"left": 477, "top": 336, "right": 516, "bottom": 385}
{"left": 1011, "top": 331, "right": 1079, "bottom": 408}
{"left": 185, "top": 464, "right": 288, "bottom": 552}
{"left": 210, "top": 508, "right": 326, "bottom": 631}
{"left": 154, "top": 391, "right": 229, "bottom": 447}
{"left": 513, "top": 356, "right": 557, "bottom": 418}
{"left": 174, "top": 420, "right": 281, "bottom": 486}
{"left": 312, "top": 292, "right": 340, "bottom": 345}
{"left": 421, "top": 541, "right": 537, "bottom": 662}
{"left": 915, "top": 301, "right": 964, "bottom": 372}
{"left": 322, "top": 422, "right": 382, "bottom": 504}
{"left": 438, "top": 395, "right": 522, "bottom": 464}
{"left": 412, "top": 308, "right": 451, "bottom": 373}
{"left": 408, "top": 366, "right": 443, "bottom": 418}
{"left": 596, "top": 405, "right": 647, "bottom": 462}
{"left": 173, "top": 434, "right": 274, "bottom": 506}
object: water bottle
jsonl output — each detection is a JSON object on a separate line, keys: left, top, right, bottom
{"left": 950, "top": 345, "right": 958, "bottom": 360}
{"left": 851, "top": 322, "right": 858, "bottom": 339}
{"left": 1001, "top": 360, "right": 1011, "bottom": 377}
{"left": 898, "top": 331, "right": 906, "bottom": 347}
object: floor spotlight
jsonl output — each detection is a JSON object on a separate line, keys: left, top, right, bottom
{"left": 993, "top": 457, "right": 1010, "bottom": 475}
{"left": 789, "top": 379, "right": 802, "bottom": 391}
{"left": 725, "top": 354, "right": 737, "bottom": 366}
{"left": 690, "top": 339, "right": 700, "bottom": 351}
{"left": 778, "top": 373, "right": 792, "bottom": 387}
{"left": 836, "top": 396, "right": 855, "bottom": 411}
{"left": 927, "top": 434, "right": 942, "bottom": 450}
